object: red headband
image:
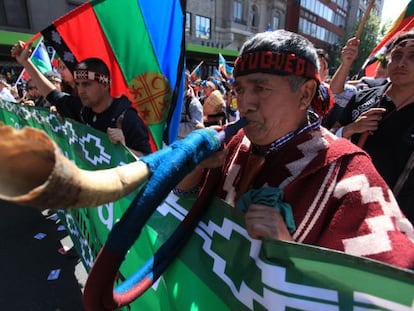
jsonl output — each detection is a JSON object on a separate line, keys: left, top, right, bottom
{"left": 233, "top": 51, "right": 319, "bottom": 80}
{"left": 73, "top": 70, "right": 111, "bottom": 85}
{"left": 234, "top": 50, "right": 333, "bottom": 117}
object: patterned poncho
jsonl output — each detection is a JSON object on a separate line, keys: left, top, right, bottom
{"left": 213, "top": 126, "right": 414, "bottom": 269}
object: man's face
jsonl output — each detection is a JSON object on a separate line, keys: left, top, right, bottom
{"left": 387, "top": 45, "right": 414, "bottom": 87}
{"left": 58, "top": 61, "right": 74, "bottom": 84}
{"left": 318, "top": 56, "right": 328, "bottom": 81}
{"left": 234, "top": 73, "right": 310, "bottom": 146}
{"left": 26, "top": 83, "right": 41, "bottom": 100}
{"left": 75, "top": 79, "right": 108, "bottom": 108}
{"left": 203, "top": 85, "right": 213, "bottom": 97}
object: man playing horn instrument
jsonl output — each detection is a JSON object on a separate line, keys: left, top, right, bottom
{"left": 11, "top": 42, "right": 151, "bottom": 157}
{"left": 176, "top": 30, "right": 414, "bottom": 269}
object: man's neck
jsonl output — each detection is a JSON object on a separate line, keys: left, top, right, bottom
{"left": 92, "top": 96, "right": 113, "bottom": 113}
{"left": 387, "top": 83, "right": 414, "bottom": 109}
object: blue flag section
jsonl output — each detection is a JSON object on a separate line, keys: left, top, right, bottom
{"left": 137, "top": 0, "right": 186, "bottom": 144}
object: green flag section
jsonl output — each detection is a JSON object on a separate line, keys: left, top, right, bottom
{"left": 40, "top": 0, "right": 186, "bottom": 150}
{"left": 0, "top": 101, "right": 413, "bottom": 310}
{"left": 30, "top": 40, "right": 52, "bottom": 74}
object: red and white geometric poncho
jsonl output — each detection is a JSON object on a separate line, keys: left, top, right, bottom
{"left": 213, "top": 126, "right": 414, "bottom": 269}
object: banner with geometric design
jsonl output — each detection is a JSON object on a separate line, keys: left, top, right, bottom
{"left": 1, "top": 100, "right": 413, "bottom": 311}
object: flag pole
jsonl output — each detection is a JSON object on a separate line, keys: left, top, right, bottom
{"left": 356, "top": 0, "right": 376, "bottom": 148}
{"left": 190, "top": 60, "right": 204, "bottom": 82}
{"left": 355, "top": 0, "right": 375, "bottom": 39}
{"left": 190, "top": 60, "right": 204, "bottom": 75}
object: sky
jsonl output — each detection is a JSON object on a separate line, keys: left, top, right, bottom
{"left": 381, "top": 0, "right": 410, "bottom": 25}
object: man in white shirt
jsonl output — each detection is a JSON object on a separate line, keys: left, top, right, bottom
{"left": 0, "top": 76, "right": 17, "bottom": 103}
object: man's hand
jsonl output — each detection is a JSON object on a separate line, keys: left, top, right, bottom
{"left": 342, "top": 107, "right": 386, "bottom": 138}
{"left": 187, "top": 85, "right": 196, "bottom": 98}
{"left": 341, "top": 37, "right": 360, "bottom": 68}
{"left": 175, "top": 148, "right": 228, "bottom": 192}
{"left": 245, "top": 204, "right": 293, "bottom": 241}
{"left": 10, "top": 40, "right": 32, "bottom": 65}
{"left": 107, "top": 127, "right": 126, "bottom": 145}
{"left": 198, "top": 149, "right": 228, "bottom": 169}
{"left": 22, "top": 100, "right": 35, "bottom": 107}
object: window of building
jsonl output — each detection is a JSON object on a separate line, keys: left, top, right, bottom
{"left": 234, "top": 0, "right": 243, "bottom": 23}
{"left": 299, "top": 17, "right": 339, "bottom": 44}
{"left": 195, "top": 15, "right": 210, "bottom": 39}
{"left": 358, "top": 8, "right": 364, "bottom": 20}
{"left": 67, "top": 0, "right": 84, "bottom": 11}
{"left": 272, "top": 11, "right": 280, "bottom": 30}
{"left": 186, "top": 12, "right": 191, "bottom": 34}
{"left": 337, "top": 0, "right": 348, "bottom": 11}
{"left": 250, "top": 5, "right": 258, "bottom": 27}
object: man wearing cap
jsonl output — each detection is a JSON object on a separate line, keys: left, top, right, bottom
{"left": 333, "top": 30, "right": 414, "bottom": 224}
{"left": 176, "top": 30, "right": 414, "bottom": 269}
{"left": 11, "top": 41, "right": 151, "bottom": 157}
{"left": 0, "top": 75, "right": 17, "bottom": 103}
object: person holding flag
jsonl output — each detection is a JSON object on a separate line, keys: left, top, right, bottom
{"left": 322, "top": 36, "right": 361, "bottom": 129}
{"left": 189, "top": 61, "right": 203, "bottom": 84}
{"left": 11, "top": 41, "right": 152, "bottom": 157}
{"left": 178, "top": 71, "right": 204, "bottom": 139}
{"left": 176, "top": 29, "right": 414, "bottom": 269}
{"left": 218, "top": 53, "right": 234, "bottom": 80}
{"left": 363, "top": 0, "right": 414, "bottom": 77}
{"left": 330, "top": 30, "right": 414, "bottom": 224}
{"left": 14, "top": 38, "right": 53, "bottom": 85}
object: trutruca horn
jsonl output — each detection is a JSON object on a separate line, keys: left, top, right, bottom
{"left": 0, "top": 125, "right": 150, "bottom": 210}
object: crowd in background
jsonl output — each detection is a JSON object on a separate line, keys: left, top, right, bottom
{"left": 1, "top": 29, "right": 413, "bottom": 270}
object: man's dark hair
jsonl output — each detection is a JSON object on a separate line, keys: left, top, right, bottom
{"left": 75, "top": 58, "right": 110, "bottom": 77}
{"left": 240, "top": 30, "right": 319, "bottom": 70}
{"left": 239, "top": 30, "right": 319, "bottom": 91}
{"left": 44, "top": 71, "right": 62, "bottom": 83}
{"left": 388, "top": 30, "right": 414, "bottom": 51}
{"left": 316, "top": 48, "right": 329, "bottom": 63}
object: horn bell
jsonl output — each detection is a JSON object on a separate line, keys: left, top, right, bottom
{"left": 0, "top": 125, "right": 150, "bottom": 210}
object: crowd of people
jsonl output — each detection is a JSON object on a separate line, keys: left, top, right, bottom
{"left": 177, "top": 29, "right": 414, "bottom": 270}
{"left": 178, "top": 71, "right": 240, "bottom": 139}
{"left": 1, "top": 28, "right": 413, "bottom": 270}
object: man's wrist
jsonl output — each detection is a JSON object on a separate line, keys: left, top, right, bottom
{"left": 341, "top": 125, "right": 353, "bottom": 139}
{"left": 335, "top": 126, "right": 344, "bottom": 137}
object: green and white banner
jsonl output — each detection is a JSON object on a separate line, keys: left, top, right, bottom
{"left": 1, "top": 100, "right": 413, "bottom": 311}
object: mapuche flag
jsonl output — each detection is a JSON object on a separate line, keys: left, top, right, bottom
{"left": 38, "top": 0, "right": 186, "bottom": 149}
{"left": 364, "top": 0, "right": 414, "bottom": 76}
{"left": 190, "top": 60, "right": 203, "bottom": 83}
{"left": 18, "top": 38, "right": 53, "bottom": 83}
{"left": 218, "top": 53, "right": 234, "bottom": 79}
